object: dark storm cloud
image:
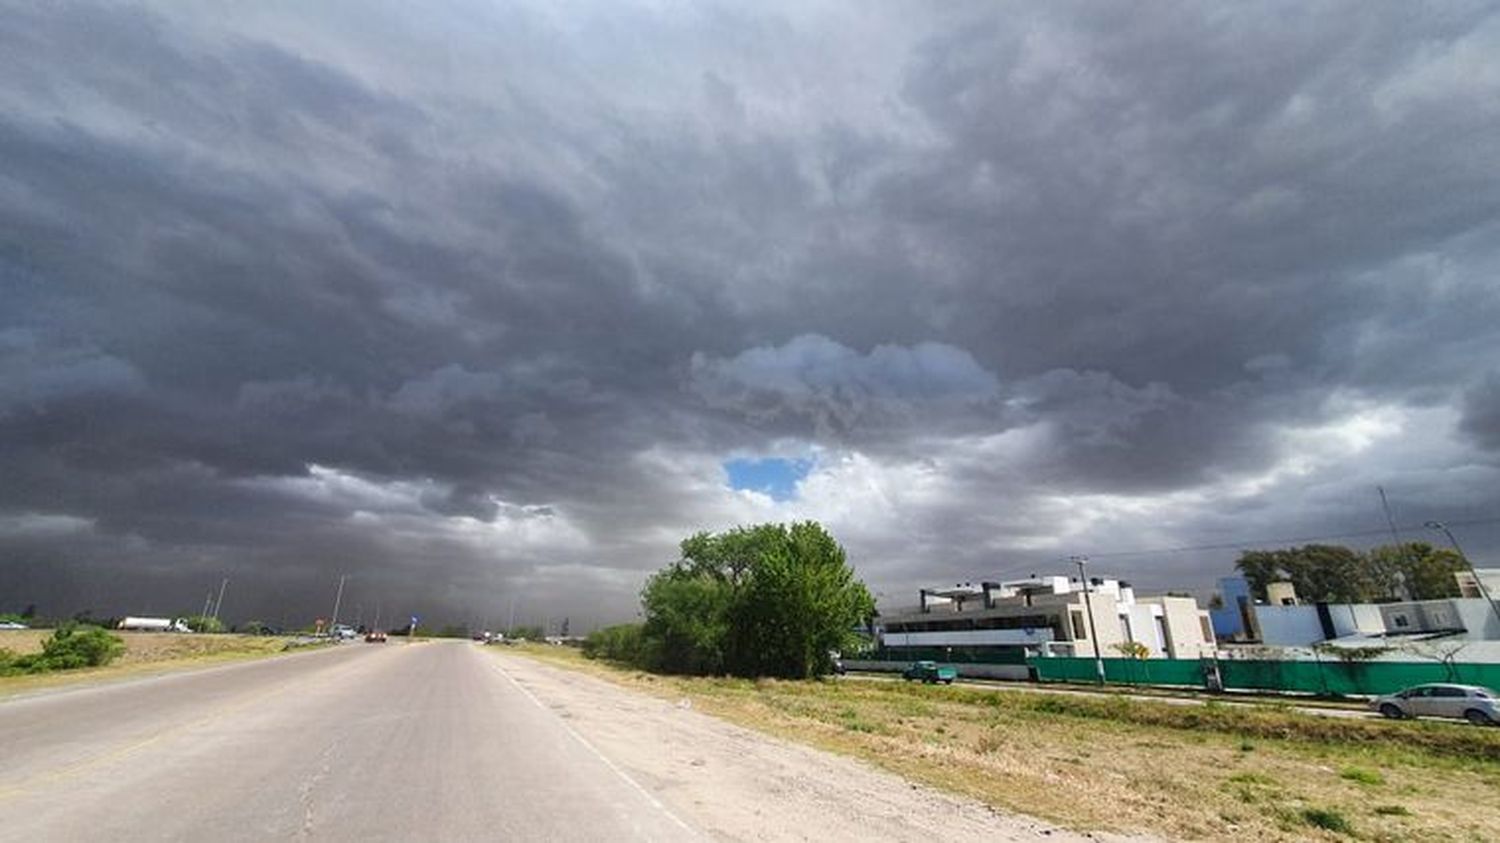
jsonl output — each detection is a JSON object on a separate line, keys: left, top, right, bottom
{"left": 3, "top": 0, "right": 1500, "bottom": 626}
{"left": 1462, "top": 373, "right": 1500, "bottom": 453}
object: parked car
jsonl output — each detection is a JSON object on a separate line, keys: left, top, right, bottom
{"left": 901, "top": 660, "right": 957, "bottom": 685}
{"left": 0, "top": 621, "right": 28, "bottom": 630}
{"left": 1370, "top": 684, "right": 1498, "bottom": 726}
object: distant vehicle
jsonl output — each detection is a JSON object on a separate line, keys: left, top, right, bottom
{"left": 364, "top": 631, "right": 387, "bottom": 643}
{"left": 330, "top": 624, "right": 357, "bottom": 641}
{"left": 1371, "top": 684, "right": 1498, "bottom": 726}
{"left": 117, "top": 617, "right": 191, "bottom": 633}
{"left": 902, "top": 661, "right": 957, "bottom": 684}
{"left": 0, "top": 621, "right": 28, "bottom": 630}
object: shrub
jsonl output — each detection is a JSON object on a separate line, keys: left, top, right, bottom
{"left": 1301, "top": 807, "right": 1354, "bottom": 835}
{"left": 1339, "top": 766, "right": 1385, "bottom": 786}
{"left": 582, "top": 623, "right": 652, "bottom": 665}
{"left": 7, "top": 624, "right": 125, "bottom": 673}
{"left": 183, "top": 615, "right": 225, "bottom": 634}
{"left": 1373, "top": 805, "right": 1411, "bottom": 816}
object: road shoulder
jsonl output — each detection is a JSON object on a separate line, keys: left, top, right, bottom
{"left": 487, "top": 649, "right": 1144, "bottom": 842}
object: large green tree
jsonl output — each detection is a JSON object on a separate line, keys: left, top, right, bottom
{"left": 1366, "top": 542, "right": 1466, "bottom": 600}
{"left": 1235, "top": 544, "right": 1372, "bottom": 603}
{"left": 639, "top": 521, "right": 874, "bottom": 678}
{"left": 1235, "top": 542, "right": 1468, "bottom": 603}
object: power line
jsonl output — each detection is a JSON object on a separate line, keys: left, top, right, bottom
{"left": 1077, "top": 515, "right": 1500, "bottom": 560}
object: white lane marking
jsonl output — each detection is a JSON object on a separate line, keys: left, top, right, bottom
{"left": 488, "top": 657, "right": 699, "bottom": 838}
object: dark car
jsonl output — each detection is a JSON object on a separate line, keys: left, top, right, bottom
{"left": 364, "top": 631, "right": 387, "bottom": 643}
{"left": 901, "top": 661, "right": 957, "bottom": 684}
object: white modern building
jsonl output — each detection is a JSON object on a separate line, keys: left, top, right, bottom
{"left": 877, "top": 574, "right": 1217, "bottom": 664}
{"left": 1214, "top": 577, "right": 1500, "bottom": 648}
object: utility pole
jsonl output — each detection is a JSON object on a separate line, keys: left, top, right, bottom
{"left": 330, "top": 574, "right": 348, "bottom": 639}
{"left": 1072, "top": 555, "right": 1106, "bottom": 685}
{"left": 1378, "top": 486, "right": 1413, "bottom": 599}
{"left": 211, "top": 577, "right": 229, "bottom": 623}
{"left": 1426, "top": 521, "right": 1500, "bottom": 629}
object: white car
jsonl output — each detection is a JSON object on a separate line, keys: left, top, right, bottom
{"left": 0, "top": 621, "right": 28, "bottom": 630}
{"left": 1370, "top": 684, "right": 1499, "bottom": 726}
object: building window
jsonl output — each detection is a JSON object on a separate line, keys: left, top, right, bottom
{"left": 1071, "top": 611, "right": 1087, "bottom": 639}
{"left": 1393, "top": 615, "right": 1409, "bottom": 628}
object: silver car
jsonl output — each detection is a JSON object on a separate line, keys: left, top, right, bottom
{"left": 1370, "top": 684, "right": 1499, "bottom": 726}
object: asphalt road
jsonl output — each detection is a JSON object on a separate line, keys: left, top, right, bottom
{"left": 0, "top": 641, "right": 698, "bottom": 841}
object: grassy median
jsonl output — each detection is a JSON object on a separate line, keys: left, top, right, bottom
{"left": 504, "top": 644, "right": 1500, "bottom": 841}
{"left": 0, "top": 630, "right": 313, "bottom": 697}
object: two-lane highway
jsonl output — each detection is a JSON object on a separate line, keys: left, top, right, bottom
{"left": 0, "top": 641, "right": 697, "bottom": 841}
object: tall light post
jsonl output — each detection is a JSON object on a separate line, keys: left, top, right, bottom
{"left": 329, "top": 574, "right": 348, "bottom": 640}
{"left": 1071, "top": 555, "right": 1106, "bottom": 685}
{"left": 1425, "top": 521, "right": 1500, "bottom": 629}
{"left": 211, "top": 578, "right": 229, "bottom": 624}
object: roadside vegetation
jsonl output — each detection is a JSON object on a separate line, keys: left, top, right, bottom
{"left": 585, "top": 521, "right": 873, "bottom": 678}
{"left": 0, "top": 624, "right": 125, "bottom": 675}
{"left": 512, "top": 643, "right": 1500, "bottom": 841}
{"left": 0, "top": 628, "right": 312, "bottom": 696}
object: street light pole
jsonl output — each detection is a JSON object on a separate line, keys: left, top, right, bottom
{"left": 1072, "top": 555, "right": 1106, "bottom": 685}
{"left": 1425, "top": 521, "right": 1500, "bottom": 629}
{"left": 211, "top": 578, "right": 229, "bottom": 623}
{"left": 330, "top": 574, "right": 348, "bottom": 639}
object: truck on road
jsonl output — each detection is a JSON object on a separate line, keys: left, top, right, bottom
{"left": 117, "top": 617, "right": 192, "bottom": 633}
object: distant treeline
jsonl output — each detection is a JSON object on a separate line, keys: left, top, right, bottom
{"left": 1234, "top": 542, "right": 1468, "bottom": 604}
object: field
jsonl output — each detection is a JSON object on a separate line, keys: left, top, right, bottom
{"left": 0, "top": 629, "right": 306, "bottom": 696}
{"left": 508, "top": 645, "right": 1500, "bottom": 841}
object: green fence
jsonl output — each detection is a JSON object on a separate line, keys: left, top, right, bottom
{"left": 1028, "top": 657, "right": 1204, "bottom": 687}
{"left": 1219, "top": 659, "right": 1500, "bottom": 696}
{"left": 1028, "top": 656, "right": 1500, "bottom": 696}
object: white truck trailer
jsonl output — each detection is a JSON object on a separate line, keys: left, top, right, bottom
{"left": 117, "top": 617, "right": 191, "bottom": 633}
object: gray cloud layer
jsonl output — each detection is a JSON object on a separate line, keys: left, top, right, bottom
{"left": 3, "top": 1, "right": 1500, "bottom": 627}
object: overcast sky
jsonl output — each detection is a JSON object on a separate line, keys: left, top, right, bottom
{"left": 4, "top": 1, "right": 1500, "bottom": 630}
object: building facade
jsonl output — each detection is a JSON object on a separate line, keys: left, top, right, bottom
{"left": 877, "top": 575, "right": 1217, "bottom": 664}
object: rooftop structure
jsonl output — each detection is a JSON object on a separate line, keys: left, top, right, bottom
{"left": 881, "top": 574, "right": 1215, "bottom": 663}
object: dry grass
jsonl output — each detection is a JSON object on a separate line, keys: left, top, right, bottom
{"left": 505, "top": 644, "right": 1500, "bottom": 842}
{"left": 0, "top": 630, "right": 306, "bottom": 697}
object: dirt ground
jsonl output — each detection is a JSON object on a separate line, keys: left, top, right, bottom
{"left": 0, "top": 630, "right": 300, "bottom": 697}
{"left": 488, "top": 649, "right": 1151, "bottom": 842}
{"left": 0, "top": 630, "right": 290, "bottom": 662}
{"left": 0, "top": 629, "right": 48, "bottom": 654}
{"left": 503, "top": 645, "right": 1500, "bottom": 841}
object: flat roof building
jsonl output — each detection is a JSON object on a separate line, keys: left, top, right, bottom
{"left": 879, "top": 574, "right": 1216, "bottom": 664}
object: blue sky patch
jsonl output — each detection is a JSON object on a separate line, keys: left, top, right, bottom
{"left": 723, "top": 457, "right": 813, "bottom": 502}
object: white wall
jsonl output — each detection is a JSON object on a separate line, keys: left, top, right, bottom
{"left": 1453, "top": 599, "right": 1500, "bottom": 641}
{"left": 1329, "top": 604, "right": 1385, "bottom": 637}
{"left": 880, "top": 629, "right": 1054, "bottom": 647}
{"left": 1121, "top": 604, "right": 1166, "bottom": 657}
{"left": 1253, "top": 605, "right": 1328, "bottom": 647}
{"left": 1159, "top": 596, "right": 1215, "bottom": 659}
